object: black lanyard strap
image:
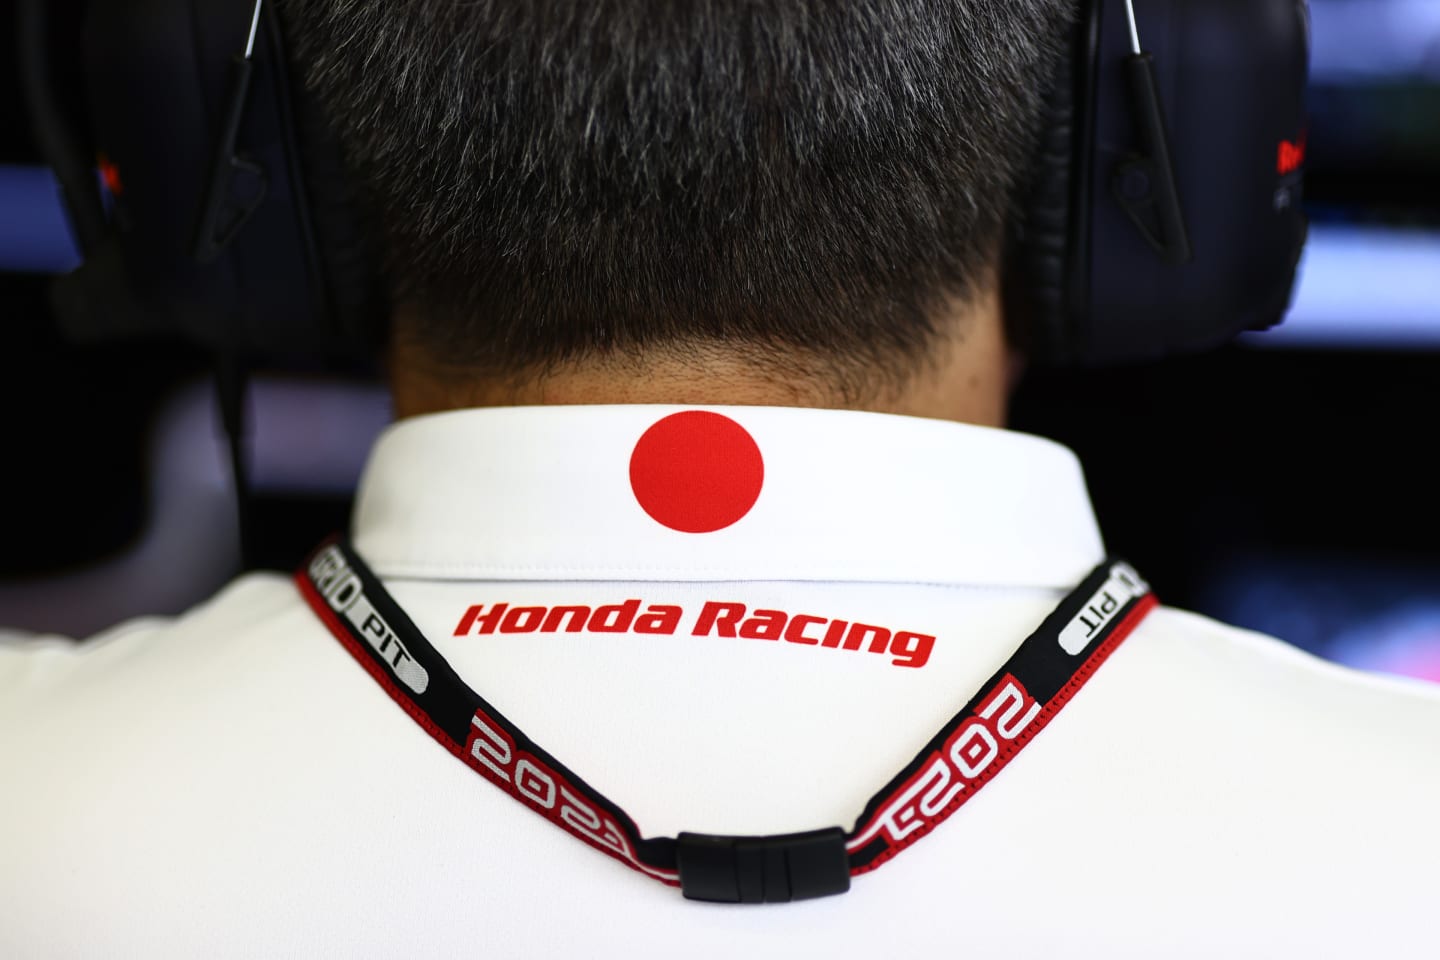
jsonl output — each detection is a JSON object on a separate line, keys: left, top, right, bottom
{"left": 296, "top": 540, "right": 1157, "bottom": 903}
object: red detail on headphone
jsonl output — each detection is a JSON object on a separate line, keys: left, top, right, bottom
{"left": 629, "top": 411, "right": 764, "bottom": 533}
{"left": 98, "top": 153, "right": 124, "bottom": 197}
{"left": 1277, "top": 135, "right": 1307, "bottom": 176}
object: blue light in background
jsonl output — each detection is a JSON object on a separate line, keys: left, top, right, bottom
{"left": 1309, "top": 0, "right": 1440, "bottom": 83}
{"left": 1330, "top": 608, "right": 1440, "bottom": 683}
{"left": 1242, "top": 224, "right": 1440, "bottom": 350}
{"left": 1200, "top": 554, "right": 1440, "bottom": 686}
{"left": 0, "top": 165, "right": 83, "bottom": 274}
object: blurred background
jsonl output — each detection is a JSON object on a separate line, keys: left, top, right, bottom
{"left": 2, "top": 0, "right": 1439, "bottom": 683}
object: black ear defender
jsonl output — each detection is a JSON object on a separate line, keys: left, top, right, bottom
{"left": 18, "top": 0, "right": 385, "bottom": 361}
{"left": 1010, "top": 0, "right": 1311, "bottom": 365}
{"left": 21, "top": 0, "right": 1308, "bottom": 368}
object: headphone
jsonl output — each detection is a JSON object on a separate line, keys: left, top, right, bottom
{"left": 21, "top": 0, "right": 1311, "bottom": 367}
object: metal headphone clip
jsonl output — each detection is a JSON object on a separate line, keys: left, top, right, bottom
{"left": 1110, "top": 0, "right": 1193, "bottom": 266}
{"left": 192, "top": 0, "right": 269, "bottom": 263}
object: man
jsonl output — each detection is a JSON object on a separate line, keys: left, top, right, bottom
{"left": 3, "top": 1, "right": 1438, "bottom": 956}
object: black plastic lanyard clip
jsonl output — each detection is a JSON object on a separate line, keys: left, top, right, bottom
{"left": 676, "top": 827, "right": 850, "bottom": 904}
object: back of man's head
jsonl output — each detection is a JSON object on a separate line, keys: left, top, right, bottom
{"left": 282, "top": 0, "right": 1074, "bottom": 396}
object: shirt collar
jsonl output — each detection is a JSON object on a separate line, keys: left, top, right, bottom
{"left": 351, "top": 405, "right": 1105, "bottom": 588}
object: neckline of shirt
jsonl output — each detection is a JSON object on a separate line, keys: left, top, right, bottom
{"left": 350, "top": 404, "right": 1105, "bottom": 588}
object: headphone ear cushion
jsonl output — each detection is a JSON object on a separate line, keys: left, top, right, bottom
{"left": 1005, "top": 43, "right": 1079, "bottom": 365}
{"left": 284, "top": 70, "right": 389, "bottom": 356}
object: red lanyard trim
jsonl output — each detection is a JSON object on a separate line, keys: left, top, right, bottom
{"left": 297, "top": 540, "right": 1156, "bottom": 902}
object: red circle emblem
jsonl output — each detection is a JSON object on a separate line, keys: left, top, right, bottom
{"left": 628, "top": 411, "right": 764, "bottom": 533}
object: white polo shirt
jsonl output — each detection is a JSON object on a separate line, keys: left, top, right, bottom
{"left": 4, "top": 405, "right": 1440, "bottom": 958}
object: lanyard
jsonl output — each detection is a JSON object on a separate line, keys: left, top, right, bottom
{"left": 296, "top": 540, "right": 1156, "bottom": 903}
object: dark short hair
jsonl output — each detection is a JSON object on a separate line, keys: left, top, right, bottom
{"left": 282, "top": 0, "right": 1074, "bottom": 385}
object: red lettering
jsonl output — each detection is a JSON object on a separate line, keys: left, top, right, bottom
{"left": 693, "top": 602, "right": 746, "bottom": 637}
{"left": 783, "top": 614, "right": 825, "bottom": 645}
{"left": 589, "top": 599, "right": 640, "bottom": 633}
{"left": 634, "top": 605, "right": 682, "bottom": 634}
{"left": 739, "top": 609, "right": 786, "bottom": 640}
{"left": 457, "top": 599, "right": 935, "bottom": 670}
{"left": 500, "top": 606, "right": 545, "bottom": 633}
{"left": 844, "top": 622, "right": 891, "bottom": 653}
{"left": 890, "top": 632, "right": 935, "bottom": 668}
{"left": 455, "top": 603, "right": 509, "bottom": 636}
{"left": 542, "top": 605, "right": 591, "bottom": 633}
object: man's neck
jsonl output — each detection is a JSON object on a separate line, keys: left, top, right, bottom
{"left": 387, "top": 289, "right": 1013, "bottom": 427}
